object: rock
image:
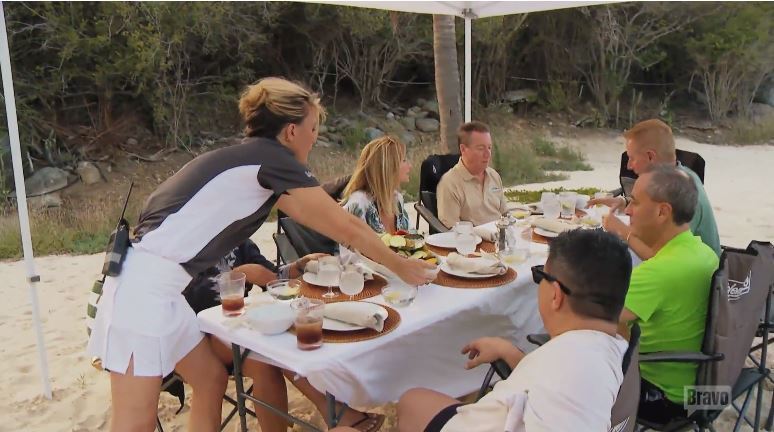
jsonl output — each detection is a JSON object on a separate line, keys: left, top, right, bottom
{"left": 364, "top": 127, "right": 385, "bottom": 141}
{"left": 327, "top": 133, "right": 343, "bottom": 144}
{"left": 76, "top": 161, "right": 102, "bottom": 185}
{"left": 755, "top": 78, "right": 774, "bottom": 107}
{"left": 416, "top": 111, "right": 429, "bottom": 119}
{"left": 502, "top": 89, "right": 538, "bottom": 104}
{"left": 393, "top": 107, "right": 406, "bottom": 115}
{"left": 406, "top": 107, "right": 422, "bottom": 118}
{"left": 400, "top": 132, "right": 417, "bottom": 146}
{"left": 336, "top": 118, "right": 352, "bottom": 129}
{"left": 24, "top": 167, "right": 70, "bottom": 196}
{"left": 28, "top": 192, "right": 62, "bottom": 209}
{"left": 422, "top": 100, "right": 439, "bottom": 115}
{"left": 400, "top": 117, "right": 416, "bottom": 131}
{"left": 125, "top": 137, "right": 139, "bottom": 147}
{"left": 386, "top": 112, "right": 395, "bottom": 120}
{"left": 316, "top": 139, "right": 334, "bottom": 148}
{"left": 318, "top": 125, "right": 328, "bottom": 134}
{"left": 327, "top": 125, "right": 336, "bottom": 133}
{"left": 417, "top": 98, "right": 427, "bottom": 107}
{"left": 416, "top": 118, "right": 440, "bottom": 133}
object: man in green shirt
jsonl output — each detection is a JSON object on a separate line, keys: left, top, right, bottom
{"left": 616, "top": 166, "right": 719, "bottom": 425}
{"left": 591, "top": 119, "right": 721, "bottom": 259}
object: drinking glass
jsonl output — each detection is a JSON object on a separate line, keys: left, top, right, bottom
{"left": 317, "top": 256, "right": 340, "bottom": 299}
{"left": 267, "top": 279, "right": 301, "bottom": 302}
{"left": 541, "top": 192, "right": 560, "bottom": 219}
{"left": 339, "top": 265, "right": 364, "bottom": 301}
{"left": 455, "top": 232, "right": 478, "bottom": 255}
{"left": 290, "top": 298, "right": 325, "bottom": 350}
{"left": 559, "top": 191, "right": 577, "bottom": 218}
{"left": 453, "top": 221, "right": 474, "bottom": 235}
{"left": 218, "top": 271, "right": 246, "bottom": 317}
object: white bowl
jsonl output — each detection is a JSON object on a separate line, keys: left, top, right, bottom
{"left": 575, "top": 194, "right": 590, "bottom": 209}
{"left": 245, "top": 303, "right": 294, "bottom": 335}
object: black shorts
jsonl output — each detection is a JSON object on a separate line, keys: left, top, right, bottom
{"left": 425, "top": 403, "right": 465, "bottom": 432}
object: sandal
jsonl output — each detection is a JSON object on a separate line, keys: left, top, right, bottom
{"left": 348, "top": 412, "right": 385, "bottom": 432}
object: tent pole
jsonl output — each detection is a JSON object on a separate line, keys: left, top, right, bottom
{"left": 464, "top": 15, "right": 472, "bottom": 122}
{"left": 0, "top": 1, "right": 52, "bottom": 400}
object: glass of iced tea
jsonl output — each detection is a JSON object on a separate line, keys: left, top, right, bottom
{"left": 291, "top": 298, "right": 325, "bottom": 350}
{"left": 218, "top": 271, "right": 247, "bottom": 317}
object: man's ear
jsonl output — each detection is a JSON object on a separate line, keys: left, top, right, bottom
{"left": 551, "top": 282, "right": 565, "bottom": 311}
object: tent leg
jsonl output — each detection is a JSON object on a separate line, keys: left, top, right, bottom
{"left": 464, "top": 16, "right": 472, "bottom": 122}
{"left": 0, "top": 2, "right": 52, "bottom": 399}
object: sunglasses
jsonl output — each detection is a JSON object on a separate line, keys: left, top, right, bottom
{"left": 531, "top": 265, "right": 613, "bottom": 305}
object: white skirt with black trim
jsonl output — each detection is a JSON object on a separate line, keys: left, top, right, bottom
{"left": 87, "top": 247, "right": 203, "bottom": 377}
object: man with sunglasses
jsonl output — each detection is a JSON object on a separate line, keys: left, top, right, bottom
{"left": 615, "top": 165, "right": 719, "bottom": 424}
{"left": 396, "top": 229, "right": 632, "bottom": 432}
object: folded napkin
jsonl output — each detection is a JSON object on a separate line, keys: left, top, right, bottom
{"left": 305, "top": 258, "right": 374, "bottom": 280}
{"left": 531, "top": 217, "right": 576, "bottom": 234}
{"left": 473, "top": 225, "right": 498, "bottom": 242}
{"left": 446, "top": 252, "right": 507, "bottom": 275}
{"left": 324, "top": 302, "right": 386, "bottom": 331}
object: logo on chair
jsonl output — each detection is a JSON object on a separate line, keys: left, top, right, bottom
{"left": 727, "top": 270, "right": 752, "bottom": 302}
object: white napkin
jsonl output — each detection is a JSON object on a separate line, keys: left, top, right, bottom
{"left": 324, "top": 302, "right": 386, "bottom": 331}
{"left": 305, "top": 259, "right": 374, "bottom": 280}
{"left": 473, "top": 225, "right": 498, "bottom": 242}
{"left": 531, "top": 217, "right": 576, "bottom": 234}
{"left": 446, "top": 252, "right": 507, "bottom": 275}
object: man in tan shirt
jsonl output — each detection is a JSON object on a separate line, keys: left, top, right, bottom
{"left": 436, "top": 121, "right": 509, "bottom": 228}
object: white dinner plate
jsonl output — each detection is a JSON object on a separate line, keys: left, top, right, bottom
{"left": 426, "top": 232, "right": 483, "bottom": 249}
{"left": 302, "top": 272, "right": 337, "bottom": 287}
{"left": 533, "top": 227, "right": 560, "bottom": 238}
{"left": 439, "top": 261, "right": 502, "bottom": 279}
{"left": 322, "top": 302, "right": 388, "bottom": 332}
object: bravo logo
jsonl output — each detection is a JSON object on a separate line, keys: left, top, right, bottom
{"left": 684, "top": 386, "right": 731, "bottom": 414}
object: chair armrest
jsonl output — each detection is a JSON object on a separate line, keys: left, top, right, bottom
{"left": 639, "top": 351, "right": 724, "bottom": 363}
{"left": 273, "top": 232, "right": 300, "bottom": 265}
{"left": 610, "top": 187, "right": 624, "bottom": 197}
{"left": 476, "top": 359, "right": 513, "bottom": 401}
{"left": 526, "top": 333, "right": 550, "bottom": 347}
{"left": 414, "top": 203, "right": 449, "bottom": 233}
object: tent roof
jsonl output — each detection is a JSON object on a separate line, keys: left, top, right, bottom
{"left": 312, "top": 1, "right": 610, "bottom": 18}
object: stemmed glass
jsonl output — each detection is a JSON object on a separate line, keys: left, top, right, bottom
{"left": 339, "top": 264, "right": 364, "bottom": 301}
{"left": 318, "top": 256, "right": 340, "bottom": 299}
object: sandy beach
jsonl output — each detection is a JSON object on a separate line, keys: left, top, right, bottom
{"left": 1, "top": 132, "right": 772, "bottom": 431}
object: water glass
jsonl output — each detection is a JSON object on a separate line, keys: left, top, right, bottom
{"left": 382, "top": 284, "right": 418, "bottom": 307}
{"left": 339, "top": 265, "right": 364, "bottom": 301}
{"left": 541, "top": 192, "right": 560, "bottom": 220}
{"left": 559, "top": 192, "right": 577, "bottom": 219}
{"left": 218, "top": 271, "right": 246, "bottom": 317}
{"left": 453, "top": 221, "right": 474, "bottom": 235}
{"left": 290, "top": 298, "right": 325, "bottom": 350}
{"left": 500, "top": 227, "right": 531, "bottom": 266}
{"left": 318, "top": 256, "right": 340, "bottom": 299}
{"left": 267, "top": 279, "right": 301, "bottom": 302}
{"left": 455, "top": 232, "right": 478, "bottom": 255}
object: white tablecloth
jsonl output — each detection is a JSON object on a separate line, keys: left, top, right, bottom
{"left": 198, "top": 239, "right": 548, "bottom": 407}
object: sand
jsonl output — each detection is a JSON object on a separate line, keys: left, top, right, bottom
{"left": 1, "top": 131, "right": 772, "bottom": 431}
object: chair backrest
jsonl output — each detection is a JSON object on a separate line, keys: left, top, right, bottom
{"left": 420, "top": 191, "right": 438, "bottom": 217}
{"left": 321, "top": 174, "right": 352, "bottom": 201}
{"left": 278, "top": 217, "right": 337, "bottom": 257}
{"left": 419, "top": 153, "right": 460, "bottom": 197}
{"left": 610, "top": 323, "right": 641, "bottom": 432}
{"left": 618, "top": 149, "right": 705, "bottom": 196}
{"left": 696, "top": 241, "right": 774, "bottom": 389}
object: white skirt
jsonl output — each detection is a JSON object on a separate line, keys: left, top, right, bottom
{"left": 87, "top": 247, "right": 203, "bottom": 377}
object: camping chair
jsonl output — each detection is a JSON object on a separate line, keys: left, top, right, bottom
{"left": 477, "top": 324, "right": 642, "bottom": 432}
{"left": 615, "top": 149, "right": 706, "bottom": 197}
{"left": 415, "top": 154, "right": 459, "bottom": 233}
{"left": 635, "top": 241, "right": 773, "bottom": 432}
{"left": 273, "top": 175, "right": 351, "bottom": 266}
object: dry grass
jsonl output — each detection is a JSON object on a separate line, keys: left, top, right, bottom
{"left": 728, "top": 117, "right": 774, "bottom": 145}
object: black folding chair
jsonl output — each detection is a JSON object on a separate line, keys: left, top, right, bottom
{"left": 615, "top": 149, "right": 706, "bottom": 197}
{"left": 478, "top": 324, "right": 642, "bottom": 432}
{"left": 636, "top": 241, "right": 773, "bottom": 432}
{"left": 415, "top": 154, "right": 459, "bottom": 233}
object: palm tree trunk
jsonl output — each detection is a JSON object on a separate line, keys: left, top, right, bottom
{"left": 433, "top": 15, "right": 462, "bottom": 154}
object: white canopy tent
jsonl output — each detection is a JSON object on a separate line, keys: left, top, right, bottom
{"left": 1, "top": 1, "right": 610, "bottom": 398}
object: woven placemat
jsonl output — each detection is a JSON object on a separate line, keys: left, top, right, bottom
{"left": 300, "top": 274, "right": 387, "bottom": 303}
{"left": 531, "top": 231, "right": 552, "bottom": 244}
{"left": 427, "top": 240, "right": 496, "bottom": 257}
{"left": 434, "top": 267, "right": 517, "bottom": 289}
{"left": 289, "top": 302, "right": 401, "bottom": 343}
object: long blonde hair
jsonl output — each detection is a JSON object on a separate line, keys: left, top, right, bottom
{"left": 342, "top": 136, "right": 406, "bottom": 218}
{"left": 238, "top": 77, "right": 326, "bottom": 139}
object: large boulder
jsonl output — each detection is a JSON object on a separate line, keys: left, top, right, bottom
{"left": 416, "top": 118, "right": 440, "bottom": 133}
{"left": 751, "top": 103, "right": 774, "bottom": 124}
{"left": 76, "top": 161, "right": 102, "bottom": 185}
{"left": 400, "top": 117, "right": 416, "bottom": 131}
{"left": 24, "top": 167, "right": 70, "bottom": 196}
{"left": 400, "top": 132, "right": 417, "bottom": 146}
{"left": 422, "top": 100, "right": 439, "bottom": 115}
{"left": 28, "top": 191, "right": 62, "bottom": 209}
{"left": 406, "top": 107, "right": 423, "bottom": 118}
{"left": 364, "top": 127, "right": 385, "bottom": 141}
{"left": 502, "top": 89, "right": 538, "bottom": 104}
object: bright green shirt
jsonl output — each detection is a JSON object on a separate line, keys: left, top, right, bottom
{"left": 679, "top": 165, "right": 721, "bottom": 257}
{"left": 625, "top": 231, "right": 719, "bottom": 403}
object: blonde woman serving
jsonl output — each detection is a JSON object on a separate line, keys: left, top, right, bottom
{"left": 341, "top": 135, "right": 412, "bottom": 234}
{"left": 87, "top": 77, "right": 434, "bottom": 432}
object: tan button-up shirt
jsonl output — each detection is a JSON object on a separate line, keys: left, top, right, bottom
{"left": 436, "top": 160, "right": 508, "bottom": 228}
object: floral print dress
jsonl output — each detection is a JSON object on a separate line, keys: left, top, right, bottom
{"left": 341, "top": 190, "right": 410, "bottom": 234}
